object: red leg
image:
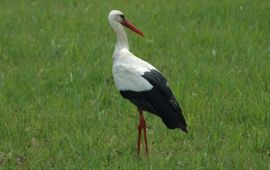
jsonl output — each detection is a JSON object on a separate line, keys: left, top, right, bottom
{"left": 137, "top": 108, "right": 148, "bottom": 156}
{"left": 143, "top": 120, "right": 148, "bottom": 156}
{"left": 137, "top": 119, "right": 142, "bottom": 155}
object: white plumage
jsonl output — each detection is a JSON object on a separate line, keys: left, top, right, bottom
{"left": 112, "top": 48, "right": 157, "bottom": 91}
{"left": 109, "top": 10, "right": 157, "bottom": 92}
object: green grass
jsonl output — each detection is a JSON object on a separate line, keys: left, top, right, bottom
{"left": 0, "top": 0, "right": 269, "bottom": 169}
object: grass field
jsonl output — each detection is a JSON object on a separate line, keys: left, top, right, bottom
{"left": 0, "top": 0, "right": 269, "bottom": 169}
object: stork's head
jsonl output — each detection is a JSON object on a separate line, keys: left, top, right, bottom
{"left": 108, "top": 10, "right": 144, "bottom": 37}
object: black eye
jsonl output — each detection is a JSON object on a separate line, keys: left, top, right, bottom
{"left": 120, "top": 14, "right": 125, "bottom": 18}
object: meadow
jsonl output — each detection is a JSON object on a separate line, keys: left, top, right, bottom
{"left": 0, "top": 0, "right": 269, "bottom": 169}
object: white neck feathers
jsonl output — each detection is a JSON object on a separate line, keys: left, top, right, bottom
{"left": 109, "top": 19, "right": 129, "bottom": 52}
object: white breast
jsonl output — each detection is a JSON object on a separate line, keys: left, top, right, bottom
{"left": 112, "top": 49, "right": 157, "bottom": 92}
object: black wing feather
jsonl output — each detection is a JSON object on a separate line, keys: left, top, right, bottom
{"left": 120, "top": 69, "right": 187, "bottom": 132}
{"left": 142, "top": 70, "right": 172, "bottom": 95}
{"left": 141, "top": 70, "right": 187, "bottom": 131}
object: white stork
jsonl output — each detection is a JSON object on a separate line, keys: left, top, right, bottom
{"left": 108, "top": 10, "right": 188, "bottom": 155}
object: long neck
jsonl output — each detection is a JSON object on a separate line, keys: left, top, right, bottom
{"left": 111, "top": 22, "right": 129, "bottom": 50}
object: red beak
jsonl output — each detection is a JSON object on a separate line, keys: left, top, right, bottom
{"left": 121, "top": 18, "right": 144, "bottom": 37}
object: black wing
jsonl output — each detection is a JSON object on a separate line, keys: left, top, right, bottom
{"left": 141, "top": 69, "right": 188, "bottom": 132}
{"left": 141, "top": 70, "right": 172, "bottom": 98}
{"left": 120, "top": 69, "right": 188, "bottom": 132}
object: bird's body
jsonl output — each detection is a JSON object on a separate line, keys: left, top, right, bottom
{"left": 108, "top": 10, "right": 188, "bottom": 155}
{"left": 113, "top": 48, "right": 187, "bottom": 130}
